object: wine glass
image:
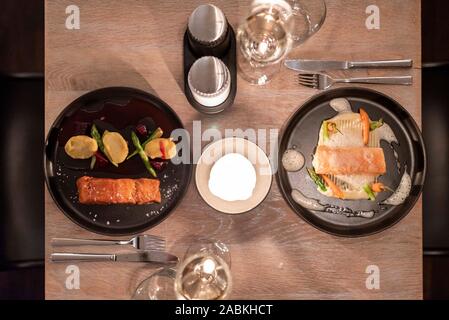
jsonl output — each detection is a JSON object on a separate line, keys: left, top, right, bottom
{"left": 237, "top": 0, "right": 295, "bottom": 85}
{"left": 132, "top": 240, "right": 232, "bottom": 300}
{"left": 286, "top": 0, "right": 326, "bottom": 46}
{"left": 132, "top": 267, "right": 177, "bottom": 300}
{"left": 174, "top": 240, "right": 232, "bottom": 300}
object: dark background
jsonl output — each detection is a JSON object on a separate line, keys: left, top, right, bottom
{"left": 0, "top": 0, "right": 44, "bottom": 300}
{"left": 0, "top": 0, "right": 448, "bottom": 299}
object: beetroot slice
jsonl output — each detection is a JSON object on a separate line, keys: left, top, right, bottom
{"left": 150, "top": 160, "right": 167, "bottom": 171}
{"left": 94, "top": 151, "right": 109, "bottom": 168}
{"left": 136, "top": 124, "right": 148, "bottom": 136}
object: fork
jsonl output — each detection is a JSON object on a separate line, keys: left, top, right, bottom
{"left": 51, "top": 234, "right": 165, "bottom": 251}
{"left": 297, "top": 73, "right": 413, "bottom": 90}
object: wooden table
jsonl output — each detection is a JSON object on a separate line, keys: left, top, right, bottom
{"left": 45, "top": 0, "right": 422, "bottom": 299}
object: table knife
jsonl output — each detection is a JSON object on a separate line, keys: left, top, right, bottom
{"left": 51, "top": 251, "right": 179, "bottom": 264}
{"left": 284, "top": 59, "right": 413, "bottom": 71}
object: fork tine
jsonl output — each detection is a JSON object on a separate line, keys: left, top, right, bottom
{"left": 296, "top": 73, "right": 319, "bottom": 89}
{"left": 144, "top": 243, "right": 165, "bottom": 251}
{"left": 297, "top": 77, "right": 318, "bottom": 88}
{"left": 138, "top": 234, "right": 166, "bottom": 251}
{"left": 141, "top": 234, "right": 163, "bottom": 240}
{"left": 297, "top": 78, "right": 317, "bottom": 85}
{"left": 297, "top": 73, "right": 316, "bottom": 80}
{"left": 298, "top": 81, "right": 317, "bottom": 89}
{"left": 144, "top": 244, "right": 165, "bottom": 251}
{"left": 297, "top": 74, "right": 318, "bottom": 83}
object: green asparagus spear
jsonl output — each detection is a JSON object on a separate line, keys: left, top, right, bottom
{"left": 90, "top": 124, "right": 118, "bottom": 167}
{"left": 370, "top": 118, "right": 384, "bottom": 131}
{"left": 131, "top": 131, "right": 157, "bottom": 177}
{"left": 90, "top": 124, "right": 104, "bottom": 149}
{"left": 90, "top": 155, "right": 96, "bottom": 169}
{"left": 127, "top": 127, "right": 163, "bottom": 160}
{"left": 307, "top": 167, "right": 327, "bottom": 192}
{"left": 363, "top": 184, "right": 376, "bottom": 201}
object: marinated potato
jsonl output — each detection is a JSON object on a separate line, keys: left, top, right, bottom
{"left": 102, "top": 131, "right": 128, "bottom": 164}
{"left": 65, "top": 135, "right": 98, "bottom": 159}
{"left": 144, "top": 138, "right": 176, "bottom": 159}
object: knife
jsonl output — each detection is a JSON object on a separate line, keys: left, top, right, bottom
{"left": 284, "top": 59, "right": 413, "bottom": 71}
{"left": 51, "top": 251, "right": 179, "bottom": 264}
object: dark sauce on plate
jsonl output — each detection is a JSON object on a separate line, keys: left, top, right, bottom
{"left": 57, "top": 98, "right": 177, "bottom": 176}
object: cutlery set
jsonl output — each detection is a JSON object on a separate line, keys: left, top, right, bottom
{"left": 51, "top": 235, "right": 178, "bottom": 265}
{"left": 284, "top": 58, "right": 413, "bottom": 90}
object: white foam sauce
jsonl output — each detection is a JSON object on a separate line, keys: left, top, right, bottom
{"left": 382, "top": 171, "right": 412, "bottom": 206}
{"left": 291, "top": 189, "right": 326, "bottom": 211}
{"left": 282, "top": 149, "right": 305, "bottom": 172}
{"left": 374, "top": 123, "right": 398, "bottom": 144}
{"left": 329, "top": 98, "right": 352, "bottom": 113}
{"left": 208, "top": 153, "right": 256, "bottom": 201}
{"left": 358, "top": 211, "right": 376, "bottom": 218}
{"left": 291, "top": 188, "right": 375, "bottom": 218}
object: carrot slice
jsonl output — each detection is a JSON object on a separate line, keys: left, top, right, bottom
{"left": 371, "top": 182, "right": 384, "bottom": 193}
{"left": 359, "top": 108, "right": 370, "bottom": 145}
{"left": 321, "top": 174, "right": 345, "bottom": 199}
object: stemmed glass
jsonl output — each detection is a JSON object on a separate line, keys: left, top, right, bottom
{"left": 286, "top": 0, "right": 327, "bottom": 46}
{"left": 132, "top": 240, "right": 231, "bottom": 300}
{"left": 237, "top": 0, "right": 326, "bottom": 85}
{"left": 236, "top": 0, "right": 295, "bottom": 85}
{"left": 132, "top": 267, "right": 177, "bottom": 300}
{"left": 174, "top": 240, "right": 231, "bottom": 300}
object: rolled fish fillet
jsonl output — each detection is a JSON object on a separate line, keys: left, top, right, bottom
{"left": 312, "top": 145, "right": 386, "bottom": 175}
{"left": 77, "top": 176, "right": 161, "bottom": 205}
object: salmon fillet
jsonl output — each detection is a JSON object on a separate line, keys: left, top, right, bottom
{"left": 312, "top": 146, "right": 386, "bottom": 175}
{"left": 76, "top": 176, "right": 161, "bottom": 205}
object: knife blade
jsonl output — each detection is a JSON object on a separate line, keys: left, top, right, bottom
{"left": 284, "top": 59, "right": 413, "bottom": 71}
{"left": 115, "top": 251, "right": 178, "bottom": 264}
{"left": 51, "top": 251, "right": 179, "bottom": 264}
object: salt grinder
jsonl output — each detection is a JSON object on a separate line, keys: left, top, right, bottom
{"left": 187, "top": 56, "right": 231, "bottom": 113}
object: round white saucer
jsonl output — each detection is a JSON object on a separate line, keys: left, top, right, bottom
{"left": 195, "top": 137, "right": 272, "bottom": 214}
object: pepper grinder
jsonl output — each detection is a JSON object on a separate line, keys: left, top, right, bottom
{"left": 187, "top": 4, "right": 231, "bottom": 57}
{"left": 187, "top": 56, "right": 231, "bottom": 112}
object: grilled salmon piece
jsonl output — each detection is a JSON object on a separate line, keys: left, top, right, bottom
{"left": 312, "top": 145, "right": 386, "bottom": 175}
{"left": 76, "top": 176, "right": 161, "bottom": 205}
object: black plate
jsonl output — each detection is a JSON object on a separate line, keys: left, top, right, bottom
{"left": 276, "top": 87, "right": 426, "bottom": 237}
{"left": 44, "top": 87, "right": 192, "bottom": 235}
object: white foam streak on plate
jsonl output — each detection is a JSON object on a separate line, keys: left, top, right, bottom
{"left": 329, "top": 98, "right": 352, "bottom": 113}
{"left": 382, "top": 171, "right": 412, "bottom": 206}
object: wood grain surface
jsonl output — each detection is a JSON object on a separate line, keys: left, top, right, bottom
{"left": 45, "top": 0, "right": 422, "bottom": 299}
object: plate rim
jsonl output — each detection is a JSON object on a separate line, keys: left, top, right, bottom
{"left": 44, "top": 86, "right": 193, "bottom": 236}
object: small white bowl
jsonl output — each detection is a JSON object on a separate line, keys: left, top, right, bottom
{"left": 195, "top": 137, "right": 272, "bottom": 214}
